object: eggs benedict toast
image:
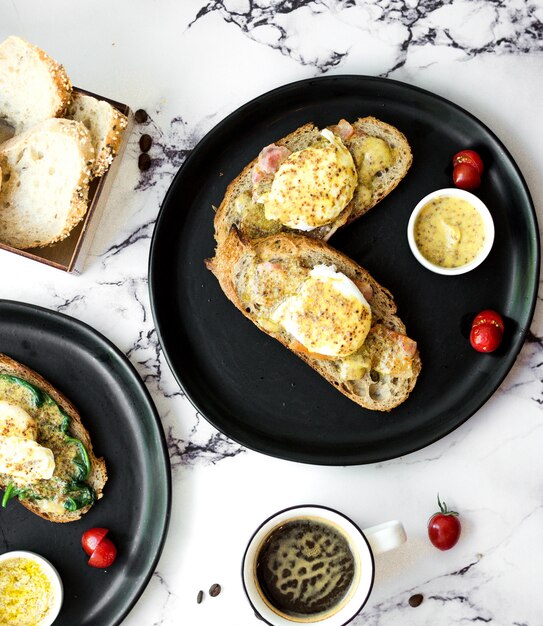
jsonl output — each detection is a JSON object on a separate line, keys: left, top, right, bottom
{"left": 206, "top": 229, "right": 421, "bottom": 411}
{"left": 0, "top": 354, "right": 107, "bottom": 522}
{"left": 214, "top": 117, "right": 412, "bottom": 246}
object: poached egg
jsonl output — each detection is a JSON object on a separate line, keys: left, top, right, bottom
{"left": 271, "top": 265, "right": 372, "bottom": 357}
{"left": 259, "top": 129, "right": 358, "bottom": 231}
{"left": 0, "top": 401, "right": 55, "bottom": 483}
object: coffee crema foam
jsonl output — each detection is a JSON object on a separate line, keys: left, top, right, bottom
{"left": 255, "top": 517, "right": 356, "bottom": 620}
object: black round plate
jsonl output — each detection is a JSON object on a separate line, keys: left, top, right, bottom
{"left": 149, "top": 75, "right": 539, "bottom": 465}
{"left": 0, "top": 300, "right": 171, "bottom": 625}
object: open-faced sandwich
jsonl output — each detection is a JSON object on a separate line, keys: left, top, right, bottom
{"left": 214, "top": 117, "right": 412, "bottom": 245}
{"left": 0, "top": 354, "right": 107, "bottom": 522}
{"left": 207, "top": 229, "right": 421, "bottom": 411}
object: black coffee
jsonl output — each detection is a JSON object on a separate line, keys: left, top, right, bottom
{"left": 255, "top": 518, "right": 356, "bottom": 618}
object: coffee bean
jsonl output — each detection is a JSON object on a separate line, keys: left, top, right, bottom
{"left": 408, "top": 593, "right": 423, "bottom": 607}
{"left": 134, "top": 109, "right": 148, "bottom": 123}
{"left": 139, "top": 134, "right": 152, "bottom": 153}
{"left": 138, "top": 153, "right": 151, "bottom": 171}
{"left": 196, "top": 590, "right": 204, "bottom": 604}
{"left": 209, "top": 583, "right": 221, "bottom": 597}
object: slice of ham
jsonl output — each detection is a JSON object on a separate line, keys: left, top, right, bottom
{"left": 252, "top": 144, "right": 291, "bottom": 184}
{"left": 353, "top": 279, "right": 374, "bottom": 303}
{"left": 379, "top": 326, "right": 417, "bottom": 359}
{"left": 329, "top": 119, "right": 354, "bottom": 142}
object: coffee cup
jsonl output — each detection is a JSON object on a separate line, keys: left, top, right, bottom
{"left": 242, "top": 505, "right": 406, "bottom": 625}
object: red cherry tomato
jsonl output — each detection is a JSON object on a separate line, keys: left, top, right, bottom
{"left": 82, "top": 527, "right": 118, "bottom": 568}
{"left": 82, "top": 527, "right": 109, "bottom": 556}
{"left": 453, "top": 149, "right": 484, "bottom": 175}
{"left": 470, "top": 324, "right": 502, "bottom": 352}
{"left": 470, "top": 309, "right": 504, "bottom": 353}
{"left": 472, "top": 309, "right": 504, "bottom": 333}
{"left": 428, "top": 495, "right": 461, "bottom": 551}
{"left": 452, "top": 163, "right": 481, "bottom": 190}
{"left": 88, "top": 537, "right": 117, "bottom": 568}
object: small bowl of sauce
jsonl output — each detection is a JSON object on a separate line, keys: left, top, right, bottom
{"left": 0, "top": 551, "right": 63, "bottom": 626}
{"left": 407, "top": 188, "right": 494, "bottom": 275}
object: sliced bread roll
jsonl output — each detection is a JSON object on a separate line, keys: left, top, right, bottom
{"left": 0, "top": 353, "right": 107, "bottom": 522}
{"left": 0, "top": 118, "right": 94, "bottom": 249}
{"left": 214, "top": 117, "right": 412, "bottom": 246}
{"left": 66, "top": 92, "right": 128, "bottom": 177}
{"left": 206, "top": 229, "right": 421, "bottom": 411}
{"left": 0, "top": 36, "right": 72, "bottom": 133}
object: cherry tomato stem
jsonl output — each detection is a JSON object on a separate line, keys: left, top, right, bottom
{"left": 428, "top": 494, "right": 461, "bottom": 551}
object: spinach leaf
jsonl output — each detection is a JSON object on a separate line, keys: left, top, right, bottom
{"left": 60, "top": 411, "right": 91, "bottom": 481}
{"left": 65, "top": 436, "right": 91, "bottom": 481}
{"left": 1, "top": 482, "right": 32, "bottom": 508}
{"left": 64, "top": 483, "right": 95, "bottom": 512}
{"left": 0, "top": 374, "right": 44, "bottom": 407}
{"left": 59, "top": 408, "right": 71, "bottom": 434}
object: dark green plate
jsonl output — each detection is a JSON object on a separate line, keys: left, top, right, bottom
{"left": 149, "top": 75, "right": 539, "bottom": 465}
{"left": 0, "top": 299, "right": 171, "bottom": 626}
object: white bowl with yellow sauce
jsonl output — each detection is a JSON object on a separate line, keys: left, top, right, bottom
{"left": 0, "top": 551, "right": 63, "bottom": 626}
{"left": 407, "top": 188, "right": 494, "bottom": 275}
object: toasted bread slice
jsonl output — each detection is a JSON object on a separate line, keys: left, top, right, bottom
{"left": 0, "top": 118, "right": 94, "bottom": 249}
{"left": 0, "top": 36, "right": 72, "bottom": 133}
{"left": 66, "top": 92, "right": 128, "bottom": 177}
{"left": 213, "top": 117, "right": 412, "bottom": 246}
{"left": 344, "top": 116, "right": 412, "bottom": 222}
{"left": 206, "top": 229, "right": 421, "bottom": 411}
{"left": 0, "top": 353, "right": 107, "bottom": 522}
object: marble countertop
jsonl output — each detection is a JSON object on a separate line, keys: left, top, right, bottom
{"left": 2, "top": 1, "right": 543, "bottom": 624}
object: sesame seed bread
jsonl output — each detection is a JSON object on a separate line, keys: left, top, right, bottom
{"left": 0, "top": 353, "right": 107, "bottom": 523}
{"left": 206, "top": 229, "right": 421, "bottom": 411}
{"left": 214, "top": 117, "right": 412, "bottom": 246}
{"left": 0, "top": 118, "right": 95, "bottom": 249}
{"left": 0, "top": 36, "right": 72, "bottom": 134}
{"left": 66, "top": 92, "right": 128, "bottom": 178}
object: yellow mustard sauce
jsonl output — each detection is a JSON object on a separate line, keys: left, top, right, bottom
{"left": 414, "top": 196, "right": 486, "bottom": 268}
{"left": 0, "top": 557, "right": 54, "bottom": 625}
{"left": 350, "top": 137, "right": 395, "bottom": 205}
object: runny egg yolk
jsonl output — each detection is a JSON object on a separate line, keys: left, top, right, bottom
{"left": 259, "top": 129, "right": 358, "bottom": 230}
{"left": 271, "top": 265, "right": 372, "bottom": 357}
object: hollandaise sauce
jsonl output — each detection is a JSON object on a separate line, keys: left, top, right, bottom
{"left": 414, "top": 196, "right": 486, "bottom": 268}
{"left": 0, "top": 557, "right": 54, "bottom": 625}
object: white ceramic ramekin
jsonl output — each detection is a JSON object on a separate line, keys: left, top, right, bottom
{"left": 0, "top": 550, "right": 63, "bottom": 626}
{"left": 407, "top": 187, "right": 494, "bottom": 276}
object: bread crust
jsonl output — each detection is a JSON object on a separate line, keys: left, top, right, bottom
{"left": 346, "top": 116, "right": 413, "bottom": 222}
{"left": 30, "top": 39, "right": 73, "bottom": 119}
{"left": 93, "top": 105, "right": 128, "bottom": 177}
{"left": 66, "top": 93, "right": 128, "bottom": 178}
{"left": 0, "top": 353, "right": 107, "bottom": 522}
{"left": 206, "top": 229, "right": 421, "bottom": 411}
{"left": 0, "top": 118, "right": 95, "bottom": 249}
{"left": 213, "top": 117, "right": 412, "bottom": 246}
{"left": 0, "top": 36, "right": 72, "bottom": 132}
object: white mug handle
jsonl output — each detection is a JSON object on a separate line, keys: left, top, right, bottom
{"left": 362, "top": 520, "right": 407, "bottom": 555}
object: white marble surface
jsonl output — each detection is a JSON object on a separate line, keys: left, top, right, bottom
{"left": 2, "top": 1, "right": 543, "bottom": 624}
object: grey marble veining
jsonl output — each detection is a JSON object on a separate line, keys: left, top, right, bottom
{"left": 2, "top": 1, "right": 543, "bottom": 624}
